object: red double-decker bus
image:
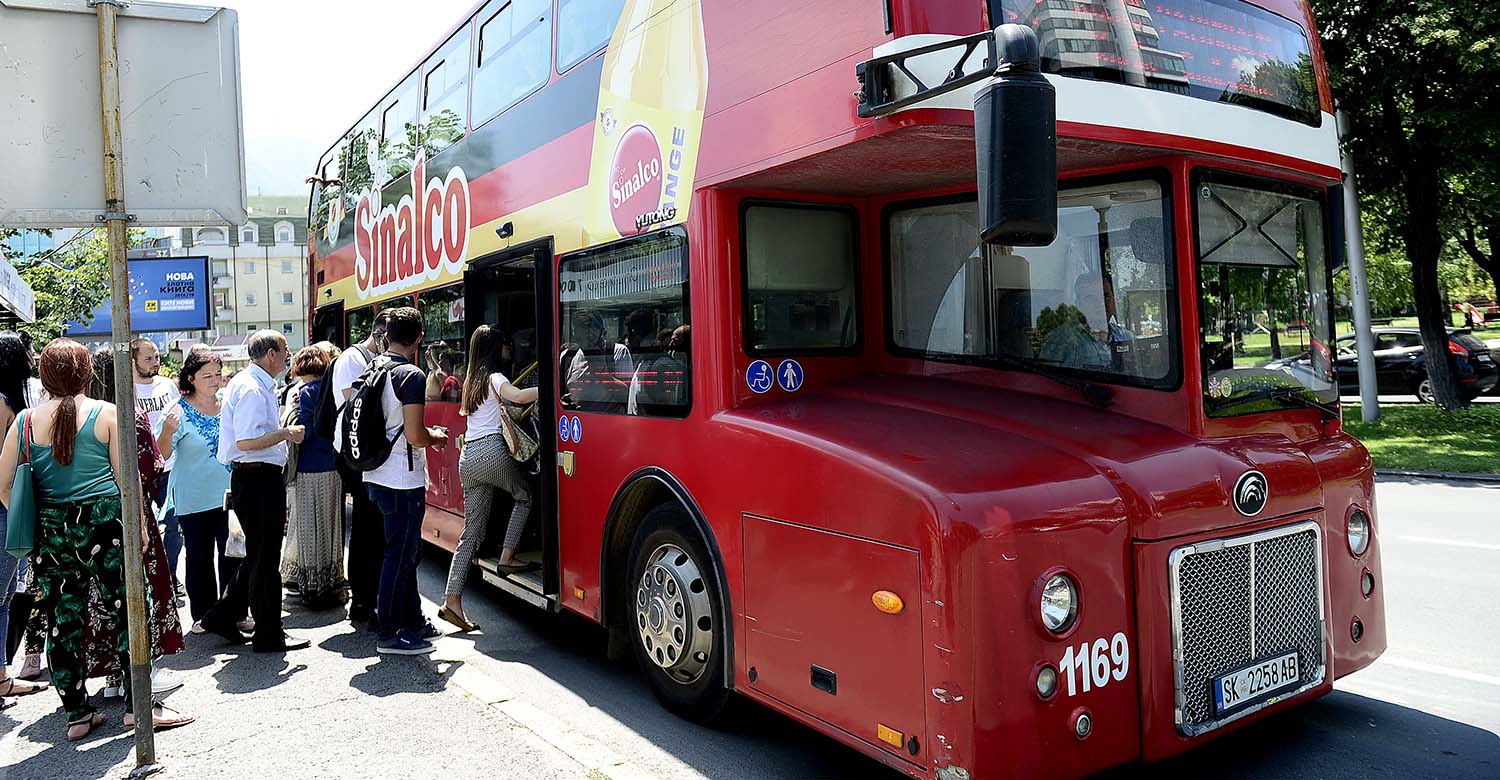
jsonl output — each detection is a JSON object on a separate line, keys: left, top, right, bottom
{"left": 306, "top": 1, "right": 1385, "bottom": 776}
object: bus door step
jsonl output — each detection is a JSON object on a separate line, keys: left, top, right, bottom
{"left": 477, "top": 557, "right": 553, "bottom": 611}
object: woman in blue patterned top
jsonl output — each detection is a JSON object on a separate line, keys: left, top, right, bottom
{"left": 158, "top": 347, "right": 242, "bottom": 631}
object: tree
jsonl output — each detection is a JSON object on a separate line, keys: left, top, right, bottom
{"left": 1451, "top": 165, "right": 1500, "bottom": 305}
{"left": 12, "top": 229, "right": 116, "bottom": 343}
{"left": 1312, "top": 0, "right": 1500, "bottom": 409}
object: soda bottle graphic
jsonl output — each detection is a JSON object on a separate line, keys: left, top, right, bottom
{"left": 584, "top": 0, "right": 709, "bottom": 245}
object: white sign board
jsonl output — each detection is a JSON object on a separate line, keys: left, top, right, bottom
{"left": 0, "top": 246, "right": 37, "bottom": 322}
{"left": 0, "top": 0, "right": 246, "bottom": 227}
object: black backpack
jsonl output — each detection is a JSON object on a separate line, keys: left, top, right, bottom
{"left": 313, "top": 345, "right": 371, "bottom": 442}
{"left": 337, "top": 356, "right": 401, "bottom": 472}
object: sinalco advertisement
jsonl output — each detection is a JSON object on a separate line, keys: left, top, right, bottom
{"left": 584, "top": 0, "right": 710, "bottom": 246}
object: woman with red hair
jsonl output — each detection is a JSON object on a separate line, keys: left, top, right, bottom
{"left": 0, "top": 340, "right": 191, "bottom": 740}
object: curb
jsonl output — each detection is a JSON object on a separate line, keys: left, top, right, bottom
{"left": 1376, "top": 468, "right": 1500, "bottom": 484}
{"left": 439, "top": 643, "right": 656, "bottom": 780}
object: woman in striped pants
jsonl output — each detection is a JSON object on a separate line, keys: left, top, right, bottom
{"left": 439, "top": 326, "right": 539, "bottom": 633}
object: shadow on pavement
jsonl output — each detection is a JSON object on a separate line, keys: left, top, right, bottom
{"left": 348, "top": 656, "right": 460, "bottom": 698}
{"left": 7, "top": 707, "right": 135, "bottom": 780}
{"left": 1098, "top": 690, "right": 1500, "bottom": 779}
{"left": 417, "top": 547, "right": 901, "bottom": 780}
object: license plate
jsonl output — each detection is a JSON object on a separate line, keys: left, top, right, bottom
{"left": 1477, "top": 353, "right": 1492, "bottom": 363}
{"left": 1213, "top": 652, "right": 1300, "bottom": 715}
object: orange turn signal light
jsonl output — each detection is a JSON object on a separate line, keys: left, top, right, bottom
{"left": 877, "top": 723, "right": 904, "bottom": 749}
{"left": 872, "top": 590, "right": 904, "bottom": 615}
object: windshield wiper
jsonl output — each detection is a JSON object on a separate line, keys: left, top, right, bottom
{"left": 993, "top": 354, "right": 1114, "bottom": 407}
{"left": 1209, "top": 385, "right": 1338, "bottom": 417}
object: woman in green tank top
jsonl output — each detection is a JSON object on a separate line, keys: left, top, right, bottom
{"left": 0, "top": 340, "right": 191, "bottom": 740}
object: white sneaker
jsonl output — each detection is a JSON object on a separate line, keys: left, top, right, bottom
{"left": 151, "top": 667, "right": 184, "bottom": 697}
{"left": 236, "top": 617, "right": 255, "bottom": 633}
{"left": 190, "top": 621, "right": 206, "bottom": 635}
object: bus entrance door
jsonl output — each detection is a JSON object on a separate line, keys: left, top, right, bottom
{"left": 459, "top": 238, "right": 559, "bottom": 611}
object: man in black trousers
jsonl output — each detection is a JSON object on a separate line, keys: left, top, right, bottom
{"left": 330, "top": 310, "right": 391, "bottom": 625}
{"left": 199, "top": 330, "right": 310, "bottom": 652}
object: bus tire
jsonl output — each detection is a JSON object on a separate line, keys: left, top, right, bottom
{"left": 626, "top": 502, "right": 731, "bottom": 724}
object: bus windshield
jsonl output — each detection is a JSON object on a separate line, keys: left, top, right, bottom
{"left": 1195, "top": 175, "right": 1336, "bottom": 416}
{"left": 889, "top": 178, "right": 1175, "bottom": 388}
{"left": 995, "top": 0, "right": 1321, "bottom": 125}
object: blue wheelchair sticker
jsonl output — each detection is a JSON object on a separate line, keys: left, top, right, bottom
{"left": 559, "top": 415, "right": 571, "bottom": 443}
{"left": 746, "top": 360, "right": 773, "bottom": 394}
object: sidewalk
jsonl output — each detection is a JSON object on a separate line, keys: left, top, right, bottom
{"left": 0, "top": 597, "right": 589, "bottom": 779}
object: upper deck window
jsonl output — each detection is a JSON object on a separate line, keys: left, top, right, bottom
{"left": 994, "top": 0, "right": 1320, "bottom": 125}
{"left": 421, "top": 26, "right": 472, "bottom": 156}
{"left": 472, "top": 0, "right": 551, "bottom": 124}
{"left": 557, "top": 0, "right": 627, "bottom": 72}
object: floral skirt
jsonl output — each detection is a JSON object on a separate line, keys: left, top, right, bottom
{"left": 282, "top": 470, "right": 346, "bottom": 607}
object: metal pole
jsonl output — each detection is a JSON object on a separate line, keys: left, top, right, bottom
{"left": 95, "top": 0, "right": 158, "bottom": 766}
{"left": 1338, "top": 111, "right": 1379, "bottom": 422}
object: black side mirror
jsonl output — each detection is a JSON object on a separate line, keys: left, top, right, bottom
{"left": 976, "top": 24, "right": 1057, "bottom": 246}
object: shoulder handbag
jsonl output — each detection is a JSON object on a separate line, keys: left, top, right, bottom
{"left": 281, "top": 401, "right": 301, "bottom": 486}
{"left": 4, "top": 411, "right": 39, "bottom": 557}
{"left": 497, "top": 401, "right": 538, "bottom": 463}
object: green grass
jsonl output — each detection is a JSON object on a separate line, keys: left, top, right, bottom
{"left": 1343, "top": 403, "right": 1500, "bottom": 474}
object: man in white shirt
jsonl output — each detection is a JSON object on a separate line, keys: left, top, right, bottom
{"left": 132, "top": 338, "right": 183, "bottom": 585}
{"left": 329, "top": 309, "right": 390, "bottom": 625}
{"left": 198, "top": 330, "right": 310, "bottom": 653}
{"left": 360, "top": 307, "right": 447, "bottom": 655}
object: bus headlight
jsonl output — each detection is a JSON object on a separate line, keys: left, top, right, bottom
{"left": 1040, "top": 573, "right": 1079, "bottom": 633}
{"left": 1347, "top": 509, "right": 1370, "bottom": 556}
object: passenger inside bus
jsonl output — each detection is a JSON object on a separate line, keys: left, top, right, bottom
{"left": 1039, "top": 268, "right": 1135, "bottom": 371}
{"left": 561, "top": 310, "right": 634, "bottom": 411}
{"left": 629, "top": 325, "right": 690, "bottom": 416}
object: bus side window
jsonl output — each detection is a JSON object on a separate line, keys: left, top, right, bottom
{"left": 743, "top": 203, "right": 859, "bottom": 354}
{"left": 558, "top": 229, "right": 691, "bottom": 418}
{"left": 421, "top": 25, "right": 471, "bottom": 156}
{"left": 420, "top": 284, "right": 468, "bottom": 402}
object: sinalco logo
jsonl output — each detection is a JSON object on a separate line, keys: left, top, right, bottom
{"left": 1233, "top": 470, "right": 1269, "bottom": 517}
{"left": 353, "top": 152, "right": 470, "bottom": 300}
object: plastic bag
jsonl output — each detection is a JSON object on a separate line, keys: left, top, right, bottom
{"left": 225, "top": 509, "right": 247, "bottom": 559}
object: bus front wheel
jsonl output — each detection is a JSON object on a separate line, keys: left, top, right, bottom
{"left": 626, "top": 503, "right": 730, "bottom": 723}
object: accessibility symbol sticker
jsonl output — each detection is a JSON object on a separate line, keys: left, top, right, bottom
{"left": 746, "top": 360, "right": 773, "bottom": 394}
{"left": 776, "top": 359, "right": 804, "bottom": 392}
{"left": 559, "top": 415, "right": 571, "bottom": 443}
{"left": 570, "top": 415, "right": 582, "bottom": 443}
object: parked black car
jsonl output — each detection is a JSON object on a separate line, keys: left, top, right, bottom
{"left": 1327, "top": 327, "right": 1498, "bottom": 402}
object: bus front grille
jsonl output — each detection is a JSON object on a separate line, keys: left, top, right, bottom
{"left": 1168, "top": 520, "right": 1326, "bottom": 736}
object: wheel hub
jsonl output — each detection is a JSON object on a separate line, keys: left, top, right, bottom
{"left": 635, "top": 542, "right": 715, "bottom": 683}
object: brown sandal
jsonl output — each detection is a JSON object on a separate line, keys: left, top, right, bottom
{"left": 123, "top": 703, "right": 195, "bottom": 732}
{"left": 67, "top": 712, "right": 107, "bottom": 742}
{"left": 0, "top": 676, "right": 49, "bottom": 697}
{"left": 437, "top": 605, "right": 479, "bottom": 632}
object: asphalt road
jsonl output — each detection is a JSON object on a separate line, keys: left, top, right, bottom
{"left": 422, "top": 477, "right": 1500, "bottom": 780}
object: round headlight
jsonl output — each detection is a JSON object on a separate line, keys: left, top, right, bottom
{"left": 1040, "top": 573, "right": 1079, "bottom": 633}
{"left": 1347, "top": 509, "right": 1371, "bottom": 556}
{"left": 1036, "top": 666, "right": 1058, "bottom": 699}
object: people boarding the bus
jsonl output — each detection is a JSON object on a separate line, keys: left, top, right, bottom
{"left": 0, "top": 333, "right": 46, "bottom": 712}
{"left": 133, "top": 338, "right": 183, "bottom": 597}
{"left": 87, "top": 347, "right": 188, "bottom": 709}
{"left": 281, "top": 345, "right": 345, "bottom": 609}
{"left": 561, "top": 310, "right": 633, "bottom": 410}
{"left": 439, "top": 326, "right": 540, "bottom": 633}
{"left": 158, "top": 347, "right": 244, "bottom": 633}
{"left": 329, "top": 309, "right": 390, "bottom": 626}
{"left": 0, "top": 340, "right": 193, "bottom": 739}
{"left": 353, "top": 307, "right": 448, "bottom": 654}
{"left": 197, "top": 330, "right": 310, "bottom": 653}
{"left": 628, "top": 325, "right": 690, "bottom": 416}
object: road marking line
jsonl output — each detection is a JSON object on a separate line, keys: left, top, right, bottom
{"left": 1396, "top": 535, "right": 1500, "bottom": 552}
{"left": 1378, "top": 656, "right": 1500, "bottom": 687}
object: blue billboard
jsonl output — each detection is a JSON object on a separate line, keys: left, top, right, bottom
{"left": 66, "top": 256, "right": 211, "bottom": 335}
